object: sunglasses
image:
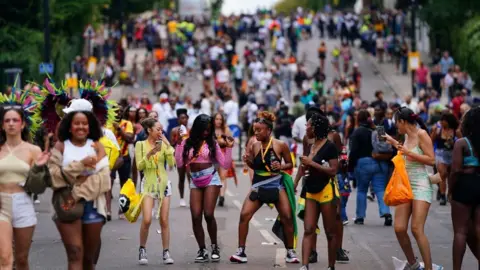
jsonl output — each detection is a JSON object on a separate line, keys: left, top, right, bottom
{"left": 254, "top": 118, "right": 273, "bottom": 128}
{"left": 3, "top": 105, "right": 22, "bottom": 110}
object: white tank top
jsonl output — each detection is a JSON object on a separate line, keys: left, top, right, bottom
{"left": 62, "top": 139, "right": 95, "bottom": 167}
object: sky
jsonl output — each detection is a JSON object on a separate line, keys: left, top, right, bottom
{"left": 221, "top": 0, "right": 277, "bottom": 15}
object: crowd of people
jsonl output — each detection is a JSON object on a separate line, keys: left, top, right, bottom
{"left": 1, "top": 5, "right": 480, "bottom": 270}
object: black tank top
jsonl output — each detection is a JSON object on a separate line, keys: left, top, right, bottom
{"left": 252, "top": 147, "right": 280, "bottom": 185}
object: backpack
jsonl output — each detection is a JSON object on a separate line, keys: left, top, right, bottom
{"left": 371, "top": 128, "right": 394, "bottom": 155}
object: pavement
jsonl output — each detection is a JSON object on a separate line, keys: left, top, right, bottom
{"left": 28, "top": 35, "right": 477, "bottom": 269}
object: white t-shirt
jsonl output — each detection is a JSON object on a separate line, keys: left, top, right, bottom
{"left": 223, "top": 100, "right": 239, "bottom": 126}
{"left": 292, "top": 115, "right": 307, "bottom": 156}
{"left": 276, "top": 36, "right": 286, "bottom": 51}
{"left": 203, "top": 68, "right": 213, "bottom": 78}
{"left": 201, "top": 98, "right": 211, "bottom": 115}
{"left": 209, "top": 46, "right": 224, "bottom": 61}
{"left": 216, "top": 69, "right": 230, "bottom": 83}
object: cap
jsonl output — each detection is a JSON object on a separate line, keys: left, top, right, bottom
{"left": 63, "top": 99, "right": 93, "bottom": 114}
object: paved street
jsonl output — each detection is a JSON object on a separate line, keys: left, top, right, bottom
{"left": 29, "top": 36, "right": 477, "bottom": 269}
{"left": 31, "top": 169, "right": 477, "bottom": 269}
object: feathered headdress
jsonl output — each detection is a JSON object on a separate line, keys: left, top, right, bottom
{"left": 31, "top": 79, "right": 72, "bottom": 135}
{"left": 77, "top": 80, "right": 118, "bottom": 128}
{"left": 0, "top": 86, "right": 40, "bottom": 140}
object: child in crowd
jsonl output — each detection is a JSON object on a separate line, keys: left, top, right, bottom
{"left": 337, "top": 146, "right": 352, "bottom": 225}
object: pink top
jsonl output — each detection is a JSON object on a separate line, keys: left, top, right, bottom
{"left": 416, "top": 67, "right": 429, "bottom": 84}
{"left": 175, "top": 140, "right": 232, "bottom": 169}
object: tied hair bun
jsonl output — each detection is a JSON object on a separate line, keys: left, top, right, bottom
{"left": 257, "top": 111, "right": 276, "bottom": 122}
{"left": 141, "top": 117, "right": 157, "bottom": 132}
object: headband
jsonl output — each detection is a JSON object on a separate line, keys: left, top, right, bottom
{"left": 31, "top": 79, "right": 72, "bottom": 135}
{"left": 77, "top": 80, "right": 118, "bottom": 128}
{"left": 254, "top": 117, "right": 273, "bottom": 129}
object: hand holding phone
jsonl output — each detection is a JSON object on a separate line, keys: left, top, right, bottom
{"left": 376, "top": 126, "right": 386, "bottom": 142}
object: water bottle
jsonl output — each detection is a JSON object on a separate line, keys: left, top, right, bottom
{"left": 270, "top": 151, "right": 278, "bottom": 171}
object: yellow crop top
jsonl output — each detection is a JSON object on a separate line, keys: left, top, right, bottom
{"left": 0, "top": 143, "right": 30, "bottom": 184}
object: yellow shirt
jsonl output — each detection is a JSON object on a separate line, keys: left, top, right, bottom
{"left": 167, "top": 21, "right": 177, "bottom": 33}
{"left": 112, "top": 120, "right": 133, "bottom": 156}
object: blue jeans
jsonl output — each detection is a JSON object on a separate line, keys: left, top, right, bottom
{"left": 354, "top": 157, "right": 391, "bottom": 219}
{"left": 340, "top": 195, "right": 349, "bottom": 222}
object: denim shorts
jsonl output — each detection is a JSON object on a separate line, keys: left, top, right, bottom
{"left": 190, "top": 166, "right": 223, "bottom": 189}
{"left": 435, "top": 148, "right": 452, "bottom": 165}
{"left": 81, "top": 201, "right": 105, "bottom": 224}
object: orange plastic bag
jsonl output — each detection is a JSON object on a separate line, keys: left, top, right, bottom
{"left": 383, "top": 152, "right": 413, "bottom": 206}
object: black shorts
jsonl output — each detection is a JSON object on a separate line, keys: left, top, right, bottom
{"left": 452, "top": 172, "right": 480, "bottom": 205}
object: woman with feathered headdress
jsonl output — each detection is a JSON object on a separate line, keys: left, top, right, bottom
{"left": 0, "top": 88, "right": 51, "bottom": 270}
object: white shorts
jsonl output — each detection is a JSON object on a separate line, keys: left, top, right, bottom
{"left": 0, "top": 192, "right": 37, "bottom": 228}
{"left": 141, "top": 180, "right": 172, "bottom": 199}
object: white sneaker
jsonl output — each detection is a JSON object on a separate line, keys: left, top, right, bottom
{"left": 34, "top": 199, "right": 40, "bottom": 204}
{"left": 138, "top": 247, "right": 148, "bottom": 265}
{"left": 180, "top": 199, "right": 187, "bottom": 207}
{"left": 163, "top": 250, "right": 174, "bottom": 264}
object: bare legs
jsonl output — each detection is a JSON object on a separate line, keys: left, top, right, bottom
{"left": 394, "top": 200, "right": 432, "bottom": 270}
{"left": 190, "top": 186, "right": 221, "bottom": 248}
{"left": 56, "top": 220, "right": 103, "bottom": 270}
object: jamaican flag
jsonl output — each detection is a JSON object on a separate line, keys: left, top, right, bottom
{"left": 256, "top": 170, "right": 298, "bottom": 249}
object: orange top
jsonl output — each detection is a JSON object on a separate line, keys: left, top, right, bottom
{"left": 154, "top": 48, "right": 167, "bottom": 61}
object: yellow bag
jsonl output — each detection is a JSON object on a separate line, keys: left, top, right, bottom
{"left": 384, "top": 152, "right": 413, "bottom": 206}
{"left": 100, "top": 136, "right": 120, "bottom": 170}
{"left": 119, "top": 179, "right": 144, "bottom": 223}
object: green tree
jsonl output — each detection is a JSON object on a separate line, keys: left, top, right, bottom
{"left": 419, "top": 0, "right": 480, "bottom": 85}
{"left": 0, "top": 0, "right": 110, "bottom": 89}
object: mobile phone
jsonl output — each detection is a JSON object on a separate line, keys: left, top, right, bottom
{"left": 376, "top": 126, "right": 386, "bottom": 141}
{"left": 156, "top": 140, "right": 163, "bottom": 146}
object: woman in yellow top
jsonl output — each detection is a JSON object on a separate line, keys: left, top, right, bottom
{"left": 135, "top": 117, "right": 175, "bottom": 265}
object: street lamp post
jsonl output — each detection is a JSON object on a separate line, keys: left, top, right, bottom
{"left": 410, "top": 0, "right": 417, "bottom": 97}
{"left": 44, "top": 0, "right": 51, "bottom": 63}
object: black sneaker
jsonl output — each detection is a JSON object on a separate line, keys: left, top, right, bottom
{"left": 354, "top": 218, "right": 364, "bottom": 225}
{"left": 383, "top": 214, "right": 393, "bottom": 226}
{"left": 230, "top": 247, "right": 247, "bottom": 263}
{"left": 195, "top": 248, "right": 209, "bottom": 263}
{"left": 440, "top": 194, "right": 447, "bottom": 206}
{"left": 211, "top": 244, "right": 220, "bottom": 262}
{"left": 327, "top": 267, "right": 336, "bottom": 270}
{"left": 138, "top": 247, "right": 148, "bottom": 265}
{"left": 218, "top": 196, "right": 225, "bottom": 207}
{"left": 308, "top": 250, "right": 318, "bottom": 263}
{"left": 336, "top": 249, "right": 349, "bottom": 264}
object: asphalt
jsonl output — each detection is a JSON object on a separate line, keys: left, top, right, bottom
{"left": 28, "top": 32, "right": 477, "bottom": 269}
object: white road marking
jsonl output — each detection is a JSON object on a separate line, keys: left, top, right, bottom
{"left": 226, "top": 189, "right": 234, "bottom": 197}
{"left": 259, "top": 229, "right": 278, "bottom": 245}
{"left": 232, "top": 200, "right": 242, "bottom": 209}
{"left": 275, "top": 248, "right": 287, "bottom": 268}
{"left": 250, "top": 218, "right": 261, "bottom": 227}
